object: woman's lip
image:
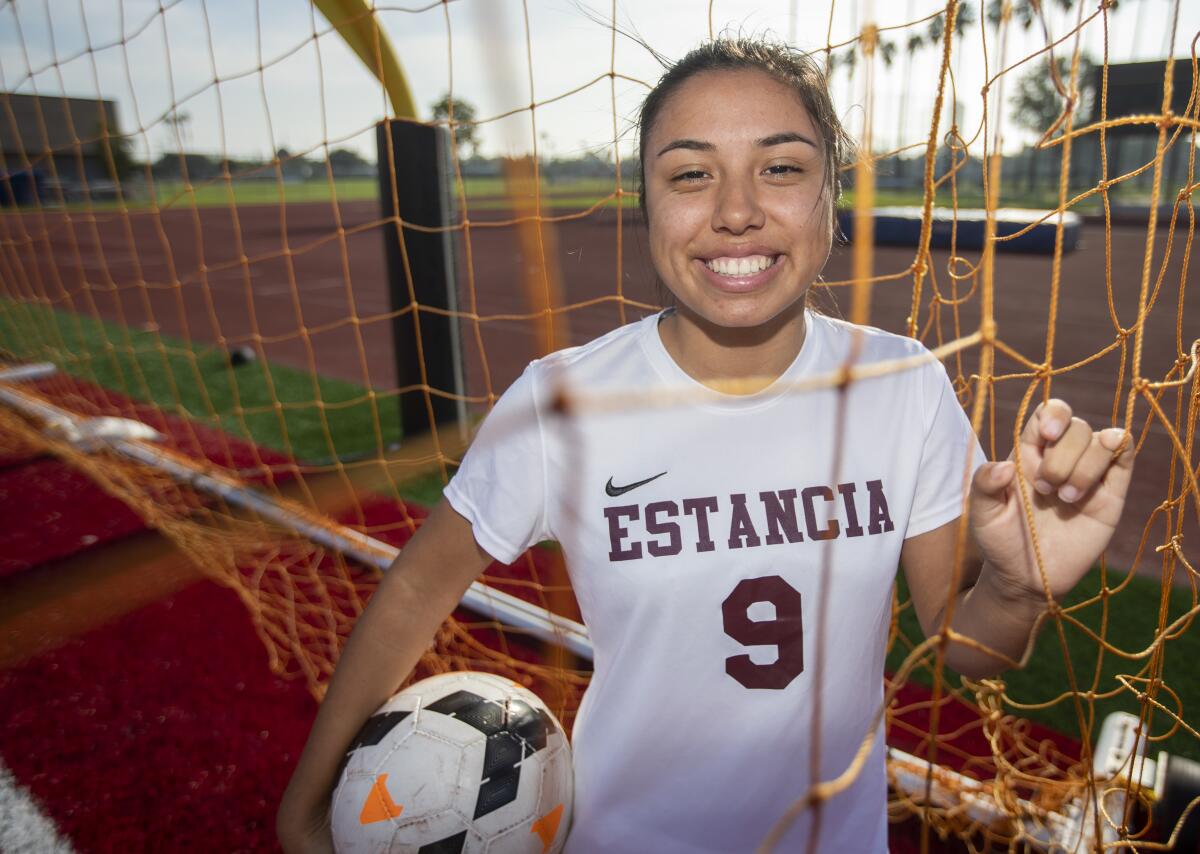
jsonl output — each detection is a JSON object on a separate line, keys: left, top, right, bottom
{"left": 697, "top": 246, "right": 781, "bottom": 261}
{"left": 694, "top": 256, "right": 784, "bottom": 293}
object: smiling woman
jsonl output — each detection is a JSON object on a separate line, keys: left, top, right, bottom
{"left": 646, "top": 67, "right": 840, "bottom": 384}
{"left": 279, "top": 36, "right": 1135, "bottom": 854}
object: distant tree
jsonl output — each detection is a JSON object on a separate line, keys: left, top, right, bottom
{"left": 93, "top": 127, "right": 136, "bottom": 180}
{"left": 274, "top": 147, "right": 317, "bottom": 180}
{"left": 431, "top": 93, "right": 481, "bottom": 158}
{"left": 829, "top": 47, "right": 856, "bottom": 73}
{"left": 328, "top": 147, "right": 370, "bottom": 173}
{"left": 986, "top": 0, "right": 1100, "bottom": 31}
{"left": 164, "top": 109, "right": 191, "bottom": 149}
{"left": 928, "top": 3, "right": 975, "bottom": 46}
{"left": 151, "top": 152, "right": 217, "bottom": 181}
{"left": 1011, "top": 53, "right": 1097, "bottom": 137}
{"left": 879, "top": 39, "right": 897, "bottom": 67}
{"left": 986, "top": 0, "right": 1032, "bottom": 30}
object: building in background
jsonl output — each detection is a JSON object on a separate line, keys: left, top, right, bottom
{"left": 0, "top": 92, "right": 127, "bottom": 205}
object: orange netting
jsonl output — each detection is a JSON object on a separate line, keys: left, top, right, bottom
{"left": 0, "top": 0, "right": 1197, "bottom": 849}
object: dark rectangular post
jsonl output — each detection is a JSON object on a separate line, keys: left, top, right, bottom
{"left": 376, "top": 119, "right": 464, "bottom": 438}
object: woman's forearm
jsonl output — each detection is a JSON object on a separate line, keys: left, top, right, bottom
{"left": 276, "top": 501, "right": 491, "bottom": 851}
{"left": 277, "top": 572, "right": 440, "bottom": 835}
{"left": 937, "top": 564, "right": 1050, "bottom": 679}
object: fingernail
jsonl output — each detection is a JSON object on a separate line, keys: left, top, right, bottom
{"left": 1058, "top": 485, "right": 1079, "bottom": 503}
{"left": 1035, "top": 479, "right": 1054, "bottom": 495}
{"left": 1099, "top": 428, "right": 1126, "bottom": 450}
{"left": 1044, "top": 419, "right": 1065, "bottom": 440}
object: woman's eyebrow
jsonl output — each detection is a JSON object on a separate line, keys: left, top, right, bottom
{"left": 656, "top": 138, "right": 715, "bottom": 157}
{"left": 657, "top": 132, "right": 818, "bottom": 158}
{"left": 756, "top": 131, "right": 818, "bottom": 149}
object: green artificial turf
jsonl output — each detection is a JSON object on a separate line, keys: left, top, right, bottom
{"left": 887, "top": 567, "right": 1200, "bottom": 763}
{"left": 154, "top": 176, "right": 381, "bottom": 209}
{"left": 0, "top": 300, "right": 400, "bottom": 466}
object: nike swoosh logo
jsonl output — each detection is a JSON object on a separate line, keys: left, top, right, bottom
{"left": 605, "top": 471, "right": 667, "bottom": 497}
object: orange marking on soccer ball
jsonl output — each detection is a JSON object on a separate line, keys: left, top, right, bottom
{"left": 358, "top": 773, "right": 404, "bottom": 824}
{"left": 530, "top": 803, "right": 564, "bottom": 852}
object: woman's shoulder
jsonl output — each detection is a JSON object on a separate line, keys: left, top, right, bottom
{"left": 527, "top": 312, "right": 661, "bottom": 381}
{"left": 807, "top": 310, "right": 933, "bottom": 365}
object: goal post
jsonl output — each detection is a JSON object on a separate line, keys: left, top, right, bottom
{"left": 315, "top": 0, "right": 466, "bottom": 439}
{"left": 376, "top": 118, "right": 468, "bottom": 438}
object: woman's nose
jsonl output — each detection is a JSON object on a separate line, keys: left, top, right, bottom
{"left": 711, "top": 176, "right": 765, "bottom": 234}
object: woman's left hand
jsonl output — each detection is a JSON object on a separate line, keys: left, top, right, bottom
{"left": 967, "top": 399, "right": 1134, "bottom": 602}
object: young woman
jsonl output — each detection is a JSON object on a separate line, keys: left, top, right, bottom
{"left": 278, "top": 38, "right": 1132, "bottom": 853}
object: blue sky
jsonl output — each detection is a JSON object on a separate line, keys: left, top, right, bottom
{"left": 1, "top": 0, "right": 1195, "bottom": 163}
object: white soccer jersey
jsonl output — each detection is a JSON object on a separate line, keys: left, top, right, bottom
{"left": 444, "top": 309, "right": 986, "bottom": 853}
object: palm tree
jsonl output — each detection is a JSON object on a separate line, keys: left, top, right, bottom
{"left": 1010, "top": 53, "right": 1097, "bottom": 190}
{"left": 895, "top": 30, "right": 925, "bottom": 172}
{"left": 164, "top": 109, "right": 191, "bottom": 151}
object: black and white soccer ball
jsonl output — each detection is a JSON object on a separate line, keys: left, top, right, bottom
{"left": 330, "top": 672, "right": 573, "bottom": 854}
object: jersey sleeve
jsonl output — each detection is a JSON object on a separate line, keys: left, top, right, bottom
{"left": 905, "top": 361, "right": 988, "bottom": 538}
{"left": 444, "top": 364, "right": 551, "bottom": 564}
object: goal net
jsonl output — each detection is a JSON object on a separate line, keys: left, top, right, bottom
{"left": 0, "top": 0, "right": 1197, "bottom": 848}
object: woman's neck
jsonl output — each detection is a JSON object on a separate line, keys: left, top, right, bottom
{"left": 657, "top": 303, "right": 808, "bottom": 395}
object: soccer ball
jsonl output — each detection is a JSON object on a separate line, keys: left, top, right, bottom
{"left": 330, "top": 671, "right": 574, "bottom": 854}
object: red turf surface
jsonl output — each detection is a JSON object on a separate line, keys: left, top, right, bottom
{"left": 0, "top": 376, "right": 294, "bottom": 577}
{"left": 1, "top": 578, "right": 314, "bottom": 853}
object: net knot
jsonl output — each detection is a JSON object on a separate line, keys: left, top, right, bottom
{"left": 1154, "top": 534, "right": 1183, "bottom": 555}
{"left": 860, "top": 24, "right": 879, "bottom": 55}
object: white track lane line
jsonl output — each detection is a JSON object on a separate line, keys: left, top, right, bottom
{"left": 0, "top": 758, "right": 76, "bottom": 853}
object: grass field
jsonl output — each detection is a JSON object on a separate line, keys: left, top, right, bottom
{"left": 0, "top": 300, "right": 401, "bottom": 464}
{"left": 3, "top": 300, "right": 1197, "bottom": 763}
{"left": 888, "top": 571, "right": 1200, "bottom": 763}
{"left": 142, "top": 176, "right": 640, "bottom": 212}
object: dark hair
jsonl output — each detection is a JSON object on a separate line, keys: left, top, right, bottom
{"left": 636, "top": 37, "right": 855, "bottom": 228}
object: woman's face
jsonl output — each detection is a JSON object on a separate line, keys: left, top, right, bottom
{"left": 643, "top": 68, "right": 834, "bottom": 331}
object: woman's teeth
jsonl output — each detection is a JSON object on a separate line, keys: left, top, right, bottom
{"left": 704, "top": 255, "right": 777, "bottom": 276}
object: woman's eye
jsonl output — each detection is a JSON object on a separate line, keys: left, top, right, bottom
{"left": 765, "top": 164, "right": 803, "bottom": 176}
{"left": 671, "top": 170, "right": 708, "bottom": 183}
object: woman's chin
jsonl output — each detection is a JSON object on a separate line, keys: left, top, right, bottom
{"left": 673, "top": 291, "right": 810, "bottom": 335}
